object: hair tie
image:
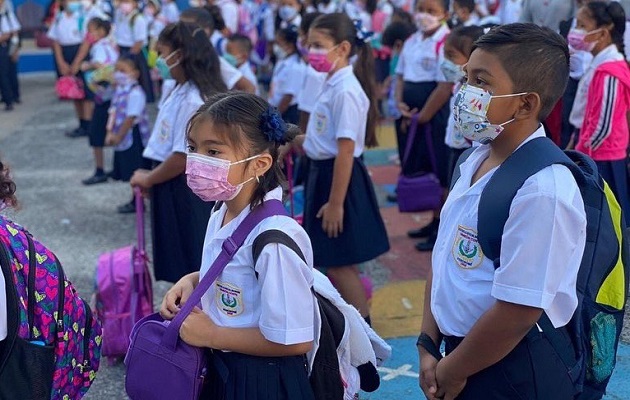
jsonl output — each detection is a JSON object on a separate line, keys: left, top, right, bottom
{"left": 260, "top": 106, "right": 288, "bottom": 145}
{"left": 354, "top": 19, "right": 374, "bottom": 45}
{"left": 192, "top": 27, "right": 204, "bottom": 37}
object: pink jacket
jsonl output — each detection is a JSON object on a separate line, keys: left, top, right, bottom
{"left": 577, "top": 60, "right": 630, "bottom": 161}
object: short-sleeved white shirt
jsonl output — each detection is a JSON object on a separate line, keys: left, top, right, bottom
{"left": 90, "top": 38, "right": 118, "bottom": 65}
{"left": 268, "top": 54, "right": 304, "bottom": 108}
{"left": 161, "top": 1, "right": 180, "bottom": 23}
{"left": 126, "top": 84, "right": 146, "bottom": 118}
{"left": 216, "top": 0, "right": 239, "bottom": 33}
{"left": 297, "top": 65, "right": 326, "bottom": 114}
{"left": 431, "top": 126, "right": 587, "bottom": 337}
{"left": 47, "top": 12, "right": 84, "bottom": 46}
{"left": 84, "top": 5, "right": 107, "bottom": 31}
{"left": 395, "top": 24, "right": 449, "bottom": 83}
{"left": 143, "top": 81, "right": 203, "bottom": 162}
{"left": 200, "top": 187, "right": 315, "bottom": 345}
{"left": 219, "top": 56, "right": 243, "bottom": 90}
{"left": 303, "top": 66, "right": 369, "bottom": 160}
{"left": 0, "top": 7, "right": 20, "bottom": 34}
{"left": 114, "top": 10, "right": 148, "bottom": 47}
{"left": 239, "top": 61, "right": 260, "bottom": 95}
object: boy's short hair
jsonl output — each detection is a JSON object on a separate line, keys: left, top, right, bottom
{"left": 180, "top": 7, "right": 214, "bottom": 32}
{"left": 454, "top": 0, "right": 476, "bottom": 12}
{"left": 473, "top": 23, "right": 569, "bottom": 121}
{"left": 88, "top": 17, "right": 111, "bottom": 35}
{"left": 381, "top": 21, "right": 416, "bottom": 47}
{"left": 228, "top": 33, "right": 253, "bottom": 54}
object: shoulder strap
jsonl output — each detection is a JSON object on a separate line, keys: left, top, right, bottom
{"left": 478, "top": 137, "right": 584, "bottom": 266}
{"left": 252, "top": 229, "right": 305, "bottom": 265}
{"left": 0, "top": 239, "right": 18, "bottom": 374}
{"left": 163, "top": 199, "right": 287, "bottom": 350}
{"left": 449, "top": 146, "right": 476, "bottom": 191}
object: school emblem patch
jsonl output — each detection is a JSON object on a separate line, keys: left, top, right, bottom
{"left": 452, "top": 225, "right": 484, "bottom": 269}
{"left": 216, "top": 281, "right": 244, "bottom": 317}
{"left": 314, "top": 112, "right": 327, "bottom": 135}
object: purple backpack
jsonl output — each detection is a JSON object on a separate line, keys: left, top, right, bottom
{"left": 0, "top": 217, "right": 102, "bottom": 399}
{"left": 95, "top": 190, "right": 153, "bottom": 362}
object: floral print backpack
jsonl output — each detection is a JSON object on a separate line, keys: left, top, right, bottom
{"left": 0, "top": 216, "right": 102, "bottom": 400}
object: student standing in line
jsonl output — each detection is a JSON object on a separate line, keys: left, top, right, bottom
{"left": 268, "top": 25, "right": 304, "bottom": 124}
{"left": 0, "top": 0, "right": 20, "bottom": 111}
{"left": 298, "top": 13, "right": 389, "bottom": 324}
{"left": 130, "top": 22, "right": 227, "bottom": 283}
{"left": 225, "top": 34, "right": 260, "bottom": 94}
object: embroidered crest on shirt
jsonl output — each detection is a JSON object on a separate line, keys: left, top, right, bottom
{"left": 216, "top": 281, "right": 244, "bottom": 317}
{"left": 314, "top": 112, "right": 326, "bottom": 134}
{"left": 452, "top": 225, "right": 484, "bottom": 269}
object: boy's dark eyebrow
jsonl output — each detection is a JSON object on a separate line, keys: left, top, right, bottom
{"left": 468, "top": 67, "right": 494, "bottom": 77}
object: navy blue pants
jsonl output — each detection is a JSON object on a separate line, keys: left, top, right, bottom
{"left": 444, "top": 330, "right": 576, "bottom": 399}
{"left": 0, "top": 45, "right": 13, "bottom": 106}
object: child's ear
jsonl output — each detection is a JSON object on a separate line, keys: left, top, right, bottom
{"left": 393, "top": 39, "right": 403, "bottom": 52}
{"left": 516, "top": 92, "right": 542, "bottom": 121}
{"left": 251, "top": 153, "right": 273, "bottom": 180}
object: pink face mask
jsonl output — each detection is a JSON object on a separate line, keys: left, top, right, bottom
{"left": 567, "top": 28, "right": 601, "bottom": 52}
{"left": 308, "top": 47, "right": 337, "bottom": 73}
{"left": 119, "top": 2, "right": 134, "bottom": 15}
{"left": 186, "top": 153, "right": 261, "bottom": 202}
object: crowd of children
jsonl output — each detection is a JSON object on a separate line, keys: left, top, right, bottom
{"left": 3, "top": 0, "right": 630, "bottom": 397}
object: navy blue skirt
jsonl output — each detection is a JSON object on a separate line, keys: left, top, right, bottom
{"left": 89, "top": 101, "right": 110, "bottom": 147}
{"left": 303, "top": 157, "right": 390, "bottom": 267}
{"left": 118, "top": 46, "right": 155, "bottom": 104}
{"left": 596, "top": 159, "right": 630, "bottom": 227}
{"left": 58, "top": 44, "right": 93, "bottom": 100}
{"left": 395, "top": 81, "right": 450, "bottom": 187}
{"left": 201, "top": 351, "right": 314, "bottom": 400}
{"left": 150, "top": 168, "right": 213, "bottom": 282}
{"left": 111, "top": 126, "right": 151, "bottom": 181}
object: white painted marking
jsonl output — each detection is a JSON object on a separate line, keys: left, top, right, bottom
{"left": 377, "top": 364, "right": 419, "bottom": 381}
{"left": 401, "top": 297, "right": 413, "bottom": 310}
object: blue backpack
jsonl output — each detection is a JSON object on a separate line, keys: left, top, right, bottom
{"left": 452, "top": 137, "right": 629, "bottom": 399}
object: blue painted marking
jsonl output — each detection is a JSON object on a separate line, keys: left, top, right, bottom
{"left": 18, "top": 53, "right": 55, "bottom": 73}
{"left": 367, "top": 337, "right": 630, "bottom": 399}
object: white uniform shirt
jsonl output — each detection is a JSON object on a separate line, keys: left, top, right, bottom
{"left": 431, "top": 126, "right": 587, "bottom": 337}
{"left": 126, "top": 84, "right": 146, "bottom": 118}
{"left": 114, "top": 10, "right": 148, "bottom": 47}
{"left": 280, "top": 14, "right": 301, "bottom": 30}
{"left": 570, "top": 45, "right": 623, "bottom": 129}
{"left": 216, "top": 0, "right": 239, "bottom": 33}
{"left": 303, "top": 66, "right": 369, "bottom": 160}
{"left": 0, "top": 6, "right": 20, "bottom": 35}
{"left": 268, "top": 54, "right": 304, "bottom": 108}
{"left": 47, "top": 12, "right": 84, "bottom": 45}
{"left": 297, "top": 65, "right": 326, "bottom": 114}
{"left": 84, "top": 5, "right": 108, "bottom": 28}
{"left": 239, "top": 61, "right": 259, "bottom": 95}
{"left": 200, "top": 187, "right": 315, "bottom": 345}
{"left": 220, "top": 56, "right": 244, "bottom": 90}
{"left": 90, "top": 37, "right": 118, "bottom": 65}
{"left": 497, "top": 0, "right": 522, "bottom": 25}
{"left": 143, "top": 81, "right": 203, "bottom": 162}
{"left": 395, "top": 24, "right": 449, "bottom": 83}
{"left": 161, "top": 1, "right": 180, "bottom": 23}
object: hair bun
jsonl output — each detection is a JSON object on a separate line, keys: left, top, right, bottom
{"left": 260, "top": 106, "right": 288, "bottom": 145}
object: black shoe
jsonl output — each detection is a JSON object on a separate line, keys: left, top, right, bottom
{"left": 66, "top": 127, "right": 88, "bottom": 138}
{"left": 14, "top": 99, "right": 21, "bottom": 104}
{"left": 415, "top": 236, "right": 436, "bottom": 252}
{"left": 408, "top": 219, "right": 439, "bottom": 239}
{"left": 4, "top": 104, "right": 13, "bottom": 111}
{"left": 117, "top": 201, "right": 136, "bottom": 214}
{"left": 82, "top": 173, "right": 108, "bottom": 185}
{"left": 386, "top": 193, "right": 398, "bottom": 202}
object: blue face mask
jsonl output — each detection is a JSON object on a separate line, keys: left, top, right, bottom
{"left": 223, "top": 53, "right": 238, "bottom": 68}
{"left": 155, "top": 50, "right": 179, "bottom": 80}
{"left": 67, "top": 2, "right": 82, "bottom": 13}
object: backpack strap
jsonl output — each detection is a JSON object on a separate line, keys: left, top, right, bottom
{"left": 163, "top": 199, "right": 287, "bottom": 351}
{"left": 478, "top": 136, "right": 584, "bottom": 265}
{"left": 449, "top": 146, "right": 476, "bottom": 191}
{"left": 252, "top": 229, "right": 305, "bottom": 266}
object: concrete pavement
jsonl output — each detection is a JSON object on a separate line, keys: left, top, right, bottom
{"left": 2, "top": 73, "right": 630, "bottom": 399}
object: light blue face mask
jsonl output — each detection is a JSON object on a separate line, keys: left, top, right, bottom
{"left": 222, "top": 53, "right": 238, "bottom": 68}
{"left": 155, "top": 50, "right": 179, "bottom": 80}
{"left": 67, "top": 1, "right": 82, "bottom": 13}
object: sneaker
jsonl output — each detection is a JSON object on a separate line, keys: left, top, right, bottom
{"left": 82, "top": 174, "right": 108, "bottom": 185}
{"left": 117, "top": 201, "right": 136, "bottom": 214}
{"left": 66, "top": 127, "right": 87, "bottom": 138}
{"left": 386, "top": 193, "right": 398, "bottom": 203}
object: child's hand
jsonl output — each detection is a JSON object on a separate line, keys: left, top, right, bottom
{"left": 419, "top": 348, "right": 441, "bottom": 400}
{"left": 105, "top": 132, "right": 116, "bottom": 146}
{"left": 397, "top": 102, "right": 418, "bottom": 119}
{"left": 316, "top": 202, "right": 344, "bottom": 238}
{"left": 435, "top": 357, "right": 467, "bottom": 400}
{"left": 80, "top": 61, "right": 90, "bottom": 72}
{"left": 59, "top": 62, "right": 72, "bottom": 76}
{"left": 130, "top": 169, "right": 153, "bottom": 191}
{"left": 160, "top": 276, "right": 196, "bottom": 320}
{"left": 179, "top": 307, "right": 216, "bottom": 348}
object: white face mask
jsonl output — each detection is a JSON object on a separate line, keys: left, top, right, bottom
{"left": 414, "top": 12, "right": 441, "bottom": 32}
{"left": 453, "top": 84, "right": 527, "bottom": 144}
{"left": 440, "top": 59, "right": 464, "bottom": 83}
{"left": 273, "top": 43, "right": 288, "bottom": 59}
{"left": 279, "top": 5, "right": 298, "bottom": 21}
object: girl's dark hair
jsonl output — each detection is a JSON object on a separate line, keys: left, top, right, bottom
{"left": 158, "top": 22, "right": 227, "bottom": 98}
{"left": 381, "top": 20, "right": 415, "bottom": 47}
{"left": 0, "top": 161, "right": 17, "bottom": 209}
{"left": 391, "top": 8, "right": 414, "bottom": 27}
{"left": 311, "top": 13, "right": 379, "bottom": 147}
{"left": 277, "top": 25, "right": 299, "bottom": 52}
{"left": 118, "top": 54, "right": 142, "bottom": 72}
{"left": 586, "top": 1, "right": 626, "bottom": 57}
{"left": 205, "top": 4, "right": 226, "bottom": 31}
{"left": 88, "top": 17, "right": 111, "bottom": 35}
{"left": 186, "top": 92, "right": 300, "bottom": 208}
{"left": 446, "top": 25, "right": 486, "bottom": 57}
{"left": 180, "top": 7, "right": 215, "bottom": 33}
{"left": 365, "top": 0, "right": 377, "bottom": 15}
{"left": 300, "top": 11, "right": 322, "bottom": 34}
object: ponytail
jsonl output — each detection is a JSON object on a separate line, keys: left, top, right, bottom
{"left": 587, "top": 1, "right": 627, "bottom": 58}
